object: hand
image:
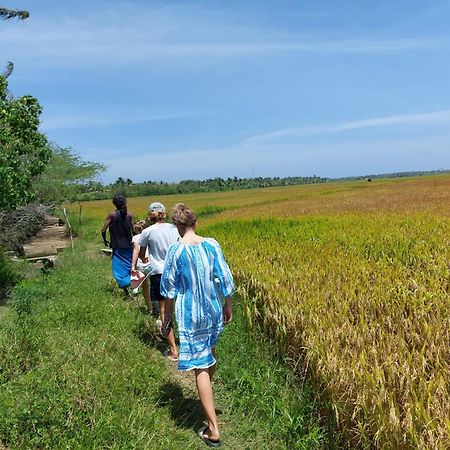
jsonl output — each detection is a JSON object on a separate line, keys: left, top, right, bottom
{"left": 162, "top": 313, "right": 173, "bottom": 338}
{"left": 223, "top": 302, "right": 232, "bottom": 325}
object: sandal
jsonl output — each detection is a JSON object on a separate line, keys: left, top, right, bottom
{"left": 198, "top": 424, "right": 221, "bottom": 448}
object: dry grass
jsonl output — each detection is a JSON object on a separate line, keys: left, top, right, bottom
{"left": 212, "top": 175, "right": 450, "bottom": 220}
{"left": 76, "top": 175, "right": 450, "bottom": 224}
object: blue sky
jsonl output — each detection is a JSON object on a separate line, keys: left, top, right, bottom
{"left": 2, "top": 1, "right": 450, "bottom": 183}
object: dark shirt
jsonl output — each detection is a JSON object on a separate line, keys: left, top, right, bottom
{"left": 109, "top": 210, "right": 133, "bottom": 249}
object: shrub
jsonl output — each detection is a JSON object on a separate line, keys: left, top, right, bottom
{"left": 0, "top": 249, "right": 21, "bottom": 297}
{"left": 0, "top": 204, "right": 50, "bottom": 253}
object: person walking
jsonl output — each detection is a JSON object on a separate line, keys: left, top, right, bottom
{"left": 160, "top": 203, "right": 234, "bottom": 448}
{"left": 101, "top": 194, "right": 134, "bottom": 294}
{"left": 132, "top": 220, "right": 157, "bottom": 315}
{"left": 132, "top": 201, "right": 179, "bottom": 361}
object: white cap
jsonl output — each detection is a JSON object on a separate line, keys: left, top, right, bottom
{"left": 148, "top": 202, "right": 165, "bottom": 213}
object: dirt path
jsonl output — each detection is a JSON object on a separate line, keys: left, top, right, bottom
{"left": 22, "top": 216, "right": 70, "bottom": 258}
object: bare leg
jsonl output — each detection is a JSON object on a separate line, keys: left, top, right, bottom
{"left": 195, "top": 368, "right": 220, "bottom": 441}
{"left": 158, "top": 300, "right": 178, "bottom": 359}
{"left": 209, "top": 348, "right": 217, "bottom": 381}
{"left": 142, "top": 279, "right": 152, "bottom": 313}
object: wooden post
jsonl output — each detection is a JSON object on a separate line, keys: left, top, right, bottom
{"left": 63, "top": 208, "right": 75, "bottom": 253}
{"left": 78, "top": 201, "right": 83, "bottom": 225}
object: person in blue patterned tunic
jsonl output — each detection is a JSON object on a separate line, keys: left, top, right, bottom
{"left": 161, "top": 203, "right": 234, "bottom": 448}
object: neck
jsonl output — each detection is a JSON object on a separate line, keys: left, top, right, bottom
{"left": 183, "top": 227, "right": 195, "bottom": 237}
{"left": 180, "top": 227, "right": 203, "bottom": 244}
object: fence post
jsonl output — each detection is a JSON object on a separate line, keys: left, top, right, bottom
{"left": 63, "top": 208, "right": 75, "bottom": 252}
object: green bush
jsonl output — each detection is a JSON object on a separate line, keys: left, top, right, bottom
{"left": 0, "top": 249, "right": 20, "bottom": 297}
{"left": 0, "top": 204, "right": 50, "bottom": 253}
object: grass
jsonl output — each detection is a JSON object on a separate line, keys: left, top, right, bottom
{"left": 0, "top": 226, "right": 324, "bottom": 448}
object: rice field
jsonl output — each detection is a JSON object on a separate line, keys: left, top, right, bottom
{"left": 78, "top": 174, "right": 450, "bottom": 448}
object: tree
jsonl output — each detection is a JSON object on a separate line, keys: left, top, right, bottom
{"left": 0, "top": 76, "right": 51, "bottom": 211}
{"left": 115, "top": 177, "right": 125, "bottom": 186}
{"left": 0, "top": 7, "right": 29, "bottom": 20}
{"left": 33, "top": 145, "right": 106, "bottom": 204}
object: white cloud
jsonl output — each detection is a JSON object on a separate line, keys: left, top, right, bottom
{"left": 40, "top": 111, "right": 196, "bottom": 130}
{"left": 0, "top": 3, "right": 442, "bottom": 70}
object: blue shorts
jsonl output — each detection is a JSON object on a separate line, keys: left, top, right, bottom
{"left": 150, "top": 274, "right": 164, "bottom": 302}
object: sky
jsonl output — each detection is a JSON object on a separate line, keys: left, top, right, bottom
{"left": 2, "top": 0, "right": 450, "bottom": 183}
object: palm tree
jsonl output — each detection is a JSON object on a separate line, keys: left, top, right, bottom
{"left": 114, "top": 177, "right": 125, "bottom": 187}
{"left": 0, "top": 7, "right": 29, "bottom": 20}
{"left": 1, "top": 7, "right": 29, "bottom": 92}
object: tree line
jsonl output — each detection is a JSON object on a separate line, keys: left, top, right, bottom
{"left": 75, "top": 168, "right": 450, "bottom": 202}
{"left": 77, "top": 175, "right": 329, "bottom": 201}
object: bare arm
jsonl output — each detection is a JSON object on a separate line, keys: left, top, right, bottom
{"left": 132, "top": 245, "right": 147, "bottom": 272}
{"left": 223, "top": 297, "right": 232, "bottom": 325}
{"left": 131, "top": 240, "right": 140, "bottom": 272}
{"left": 138, "top": 246, "right": 146, "bottom": 262}
{"left": 101, "top": 212, "right": 114, "bottom": 246}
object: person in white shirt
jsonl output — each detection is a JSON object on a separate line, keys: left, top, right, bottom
{"left": 131, "top": 202, "right": 179, "bottom": 361}
{"left": 132, "top": 220, "right": 157, "bottom": 315}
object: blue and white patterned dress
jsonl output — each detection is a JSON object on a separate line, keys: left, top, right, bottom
{"left": 160, "top": 238, "right": 235, "bottom": 371}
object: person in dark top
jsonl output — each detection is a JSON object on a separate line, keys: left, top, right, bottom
{"left": 101, "top": 194, "right": 134, "bottom": 293}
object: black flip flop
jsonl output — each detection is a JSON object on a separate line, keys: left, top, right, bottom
{"left": 198, "top": 424, "right": 221, "bottom": 448}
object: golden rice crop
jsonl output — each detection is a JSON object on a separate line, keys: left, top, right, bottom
{"left": 79, "top": 174, "right": 450, "bottom": 447}
{"left": 204, "top": 213, "right": 450, "bottom": 448}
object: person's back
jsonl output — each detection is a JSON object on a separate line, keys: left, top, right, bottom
{"left": 139, "top": 221, "right": 179, "bottom": 275}
{"left": 109, "top": 210, "right": 133, "bottom": 249}
{"left": 160, "top": 203, "right": 234, "bottom": 447}
{"left": 170, "top": 239, "right": 227, "bottom": 296}
{"left": 101, "top": 194, "right": 134, "bottom": 292}
{"left": 134, "top": 201, "right": 179, "bottom": 361}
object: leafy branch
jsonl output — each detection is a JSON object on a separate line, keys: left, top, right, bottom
{"left": 0, "top": 7, "right": 29, "bottom": 20}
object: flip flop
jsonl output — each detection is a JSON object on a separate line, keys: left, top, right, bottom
{"left": 163, "top": 348, "right": 179, "bottom": 362}
{"left": 198, "top": 424, "right": 221, "bottom": 448}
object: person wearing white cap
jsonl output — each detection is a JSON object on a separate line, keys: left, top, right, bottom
{"left": 131, "top": 201, "right": 180, "bottom": 361}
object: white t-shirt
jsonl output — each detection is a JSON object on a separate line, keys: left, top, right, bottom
{"left": 138, "top": 222, "right": 179, "bottom": 275}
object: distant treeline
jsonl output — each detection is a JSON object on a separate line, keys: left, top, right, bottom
{"left": 76, "top": 169, "right": 450, "bottom": 201}
{"left": 76, "top": 175, "right": 328, "bottom": 201}
{"left": 335, "top": 169, "right": 450, "bottom": 182}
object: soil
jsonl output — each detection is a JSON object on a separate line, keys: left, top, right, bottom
{"left": 22, "top": 215, "right": 71, "bottom": 259}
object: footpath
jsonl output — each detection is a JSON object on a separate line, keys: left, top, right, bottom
{"left": 22, "top": 215, "right": 70, "bottom": 269}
